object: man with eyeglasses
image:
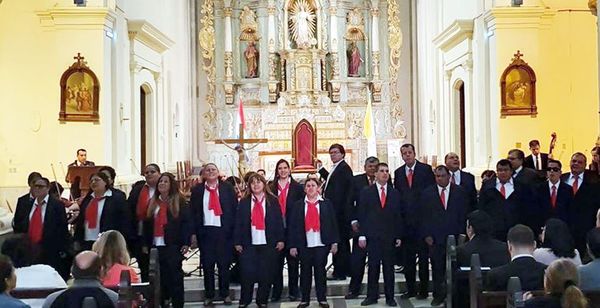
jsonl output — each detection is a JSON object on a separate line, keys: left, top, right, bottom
{"left": 561, "top": 153, "right": 600, "bottom": 261}
{"left": 533, "top": 159, "right": 572, "bottom": 232}
{"left": 12, "top": 177, "right": 71, "bottom": 279}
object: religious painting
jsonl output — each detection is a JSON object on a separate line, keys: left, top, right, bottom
{"left": 59, "top": 53, "right": 100, "bottom": 122}
{"left": 500, "top": 50, "right": 537, "bottom": 117}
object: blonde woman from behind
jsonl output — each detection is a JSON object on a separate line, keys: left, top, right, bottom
{"left": 92, "top": 230, "right": 140, "bottom": 287}
{"left": 524, "top": 259, "right": 588, "bottom": 308}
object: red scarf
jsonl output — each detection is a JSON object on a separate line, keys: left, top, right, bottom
{"left": 206, "top": 185, "right": 223, "bottom": 216}
{"left": 136, "top": 185, "right": 151, "bottom": 220}
{"left": 86, "top": 196, "right": 106, "bottom": 229}
{"left": 28, "top": 202, "right": 44, "bottom": 244}
{"left": 278, "top": 181, "right": 290, "bottom": 217}
{"left": 305, "top": 200, "right": 320, "bottom": 232}
{"left": 251, "top": 196, "right": 266, "bottom": 230}
{"left": 154, "top": 199, "right": 169, "bottom": 237}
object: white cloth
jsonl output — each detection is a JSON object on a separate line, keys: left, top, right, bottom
{"left": 29, "top": 194, "right": 49, "bottom": 223}
{"left": 15, "top": 264, "right": 67, "bottom": 289}
{"left": 495, "top": 178, "right": 514, "bottom": 199}
{"left": 566, "top": 172, "right": 583, "bottom": 187}
{"left": 203, "top": 185, "right": 221, "bottom": 227}
{"left": 84, "top": 190, "right": 112, "bottom": 241}
{"left": 533, "top": 248, "right": 582, "bottom": 266}
{"left": 251, "top": 196, "right": 267, "bottom": 245}
{"left": 437, "top": 184, "right": 450, "bottom": 208}
{"left": 450, "top": 170, "right": 461, "bottom": 185}
{"left": 304, "top": 196, "right": 324, "bottom": 248}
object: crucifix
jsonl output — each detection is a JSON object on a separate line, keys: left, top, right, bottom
{"left": 214, "top": 123, "right": 268, "bottom": 177}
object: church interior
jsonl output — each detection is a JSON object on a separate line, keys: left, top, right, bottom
{"left": 1, "top": 0, "right": 600, "bottom": 306}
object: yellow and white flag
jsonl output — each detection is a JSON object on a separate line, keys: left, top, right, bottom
{"left": 363, "top": 89, "right": 377, "bottom": 157}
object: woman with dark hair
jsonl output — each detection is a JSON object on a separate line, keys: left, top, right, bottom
{"left": 524, "top": 259, "right": 588, "bottom": 308}
{"left": 73, "top": 172, "right": 131, "bottom": 252}
{"left": 143, "top": 172, "right": 192, "bottom": 308}
{"left": 533, "top": 218, "right": 582, "bottom": 266}
{"left": 0, "top": 255, "right": 30, "bottom": 308}
{"left": 269, "top": 159, "right": 305, "bottom": 301}
{"left": 98, "top": 165, "right": 127, "bottom": 199}
{"left": 234, "top": 173, "right": 285, "bottom": 308}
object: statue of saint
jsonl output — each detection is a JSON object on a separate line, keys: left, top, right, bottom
{"left": 290, "top": 0, "right": 316, "bottom": 49}
{"left": 244, "top": 41, "right": 259, "bottom": 78}
{"left": 347, "top": 42, "right": 363, "bottom": 77}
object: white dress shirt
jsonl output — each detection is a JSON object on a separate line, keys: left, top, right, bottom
{"left": 495, "top": 178, "right": 514, "bottom": 199}
{"left": 512, "top": 166, "right": 523, "bottom": 178}
{"left": 566, "top": 172, "right": 583, "bottom": 187}
{"left": 533, "top": 154, "right": 542, "bottom": 170}
{"left": 251, "top": 196, "right": 267, "bottom": 245}
{"left": 305, "top": 196, "right": 325, "bottom": 248}
{"left": 437, "top": 184, "right": 450, "bottom": 208}
{"left": 548, "top": 180, "right": 561, "bottom": 193}
{"left": 323, "top": 160, "right": 343, "bottom": 193}
{"left": 203, "top": 185, "right": 221, "bottom": 227}
{"left": 29, "top": 194, "right": 49, "bottom": 223}
{"left": 450, "top": 170, "right": 461, "bottom": 185}
{"left": 405, "top": 163, "right": 416, "bottom": 177}
{"left": 85, "top": 190, "right": 112, "bottom": 241}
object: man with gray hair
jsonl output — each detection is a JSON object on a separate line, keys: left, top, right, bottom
{"left": 43, "top": 251, "right": 118, "bottom": 308}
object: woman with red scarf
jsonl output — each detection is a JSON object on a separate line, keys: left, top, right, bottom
{"left": 143, "top": 172, "right": 192, "bottom": 308}
{"left": 268, "top": 159, "right": 305, "bottom": 301}
{"left": 234, "top": 173, "right": 285, "bottom": 308}
{"left": 288, "top": 178, "right": 339, "bottom": 308}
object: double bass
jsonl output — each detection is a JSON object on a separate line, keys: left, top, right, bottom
{"left": 548, "top": 132, "right": 557, "bottom": 159}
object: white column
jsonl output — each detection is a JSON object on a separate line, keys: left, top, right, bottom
{"left": 329, "top": 0, "right": 340, "bottom": 79}
{"left": 370, "top": 1, "right": 380, "bottom": 80}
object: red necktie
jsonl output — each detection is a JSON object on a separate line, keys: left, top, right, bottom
{"left": 407, "top": 168, "right": 414, "bottom": 188}
{"left": 86, "top": 196, "right": 105, "bottom": 229}
{"left": 28, "top": 202, "right": 44, "bottom": 244}
{"left": 550, "top": 185, "right": 557, "bottom": 208}
{"left": 500, "top": 183, "right": 506, "bottom": 199}
{"left": 206, "top": 185, "right": 223, "bottom": 216}
{"left": 440, "top": 187, "right": 447, "bottom": 209}
{"left": 278, "top": 181, "right": 290, "bottom": 217}
{"left": 572, "top": 176, "right": 579, "bottom": 195}
{"left": 380, "top": 186, "right": 386, "bottom": 208}
{"left": 305, "top": 201, "right": 320, "bottom": 232}
{"left": 136, "top": 185, "right": 151, "bottom": 221}
{"left": 154, "top": 200, "right": 168, "bottom": 237}
{"left": 251, "top": 196, "right": 266, "bottom": 230}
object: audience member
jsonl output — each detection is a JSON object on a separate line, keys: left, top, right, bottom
{"left": 485, "top": 224, "right": 546, "bottom": 291}
{"left": 456, "top": 210, "right": 509, "bottom": 268}
{"left": 524, "top": 259, "right": 588, "bottom": 308}
{"left": 43, "top": 251, "right": 118, "bottom": 308}
{"left": 91, "top": 230, "right": 140, "bottom": 287}
{"left": 0, "top": 255, "right": 31, "bottom": 308}
{"left": 533, "top": 219, "right": 581, "bottom": 266}
{"left": 578, "top": 228, "right": 600, "bottom": 291}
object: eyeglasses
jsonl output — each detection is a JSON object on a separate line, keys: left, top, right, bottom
{"left": 547, "top": 167, "right": 561, "bottom": 172}
{"left": 33, "top": 184, "right": 48, "bottom": 188}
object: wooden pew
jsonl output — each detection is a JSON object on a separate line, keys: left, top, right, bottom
{"left": 445, "top": 235, "right": 457, "bottom": 308}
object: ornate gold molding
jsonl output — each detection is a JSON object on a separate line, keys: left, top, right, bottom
{"left": 199, "top": 0, "right": 217, "bottom": 140}
{"left": 387, "top": 0, "right": 406, "bottom": 138}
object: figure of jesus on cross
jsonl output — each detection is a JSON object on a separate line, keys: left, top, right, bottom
{"left": 215, "top": 123, "right": 267, "bottom": 178}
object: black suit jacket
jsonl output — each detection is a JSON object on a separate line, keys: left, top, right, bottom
{"left": 524, "top": 153, "right": 549, "bottom": 171}
{"left": 319, "top": 160, "right": 354, "bottom": 227}
{"left": 12, "top": 195, "right": 71, "bottom": 264}
{"left": 561, "top": 171, "right": 600, "bottom": 248}
{"left": 233, "top": 195, "right": 285, "bottom": 248}
{"left": 288, "top": 199, "right": 340, "bottom": 249}
{"left": 190, "top": 182, "right": 238, "bottom": 240}
{"left": 350, "top": 174, "right": 373, "bottom": 223}
{"left": 67, "top": 160, "right": 95, "bottom": 167}
{"left": 478, "top": 181, "right": 534, "bottom": 240}
{"left": 357, "top": 184, "right": 403, "bottom": 241}
{"left": 142, "top": 202, "right": 193, "bottom": 248}
{"left": 456, "top": 235, "right": 510, "bottom": 268}
{"left": 74, "top": 192, "right": 133, "bottom": 242}
{"left": 268, "top": 179, "right": 305, "bottom": 228}
{"left": 524, "top": 295, "right": 562, "bottom": 308}
{"left": 485, "top": 256, "right": 546, "bottom": 291}
{"left": 514, "top": 167, "right": 542, "bottom": 188}
{"left": 456, "top": 171, "right": 478, "bottom": 213}
{"left": 534, "top": 181, "right": 572, "bottom": 229}
{"left": 419, "top": 184, "right": 468, "bottom": 244}
{"left": 393, "top": 161, "right": 435, "bottom": 238}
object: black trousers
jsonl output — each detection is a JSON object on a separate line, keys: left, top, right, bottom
{"left": 299, "top": 246, "right": 329, "bottom": 303}
{"left": 403, "top": 237, "right": 429, "bottom": 295}
{"left": 332, "top": 219, "right": 350, "bottom": 278}
{"left": 366, "top": 238, "right": 395, "bottom": 301}
{"left": 199, "top": 227, "right": 233, "bottom": 299}
{"left": 429, "top": 243, "right": 446, "bottom": 300}
{"left": 239, "top": 245, "right": 277, "bottom": 306}
{"left": 132, "top": 240, "right": 150, "bottom": 282}
{"left": 272, "top": 248, "right": 300, "bottom": 298}
{"left": 157, "top": 245, "right": 184, "bottom": 308}
{"left": 348, "top": 236, "right": 367, "bottom": 294}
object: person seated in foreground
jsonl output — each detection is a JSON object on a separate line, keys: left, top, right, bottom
{"left": 91, "top": 230, "right": 140, "bottom": 287}
{"left": 533, "top": 218, "right": 582, "bottom": 266}
{"left": 0, "top": 255, "right": 30, "bottom": 308}
{"left": 578, "top": 228, "right": 600, "bottom": 291}
{"left": 456, "top": 210, "right": 510, "bottom": 268}
{"left": 524, "top": 259, "right": 588, "bottom": 308}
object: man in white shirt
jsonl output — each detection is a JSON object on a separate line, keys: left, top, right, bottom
{"left": 524, "top": 140, "right": 549, "bottom": 171}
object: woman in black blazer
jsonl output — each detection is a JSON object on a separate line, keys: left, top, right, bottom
{"left": 143, "top": 172, "right": 192, "bottom": 308}
{"left": 269, "top": 159, "right": 305, "bottom": 301}
{"left": 289, "top": 178, "right": 339, "bottom": 308}
{"left": 234, "top": 173, "right": 285, "bottom": 308}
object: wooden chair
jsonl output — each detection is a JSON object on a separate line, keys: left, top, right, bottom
{"left": 445, "top": 235, "right": 457, "bottom": 308}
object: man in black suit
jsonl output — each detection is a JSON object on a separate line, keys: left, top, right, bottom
{"left": 478, "top": 159, "right": 535, "bottom": 241}
{"left": 13, "top": 172, "right": 42, "bottom": 217}
{"left": 68, "top": 148, "right": 96, "bottom": 168}
{"left": 358, "top": 163, "right": 402, "bottom": 307}
{"left": 445, "top": 152, "right": 478, "bottom": 213}
{"left": 420, "top": 165, "right": 469, "bottom": 306}
{"left": 561, "top": 152, "right": 600, "bottom": 259}
{"left": 523, "top": 140, "right": 549, "bottom": 171}
{"left": 317, "top": 143, "right": 354, "bottom": 280}
{"left": 508, "top": 149, "right": 541, "bottom": 188}
{"left": 534, "top": 159, "right": 572, "bottom": 229}
{"left": 457, "top": 210, "right": 510, "bottom": 268}
{"left": 12, "top": 177, "right": 71, "bottom": 279}
{"left": 393, "top": 143, "right": 435, "bottom": 299}
{"left": 484, "top": 224, "right": 546, "bottom": 291}
{"left": 345, "top": 156, "right": 379, "bottom": 299}
{"left": 190, "top": 163, "right": 238, "bottom": 306}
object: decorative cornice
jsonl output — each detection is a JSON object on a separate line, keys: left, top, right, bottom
{"left": 36, "top": 7, "right": 116, "bottom": 30}
{"left": 432, "top": 20, "right": 473, "bottom": 52}
{"left": 484, "top": 7, "right": 554, "bottom": 32}
{"left": 127, "top": 20, "right": 175, "bottom": 54}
